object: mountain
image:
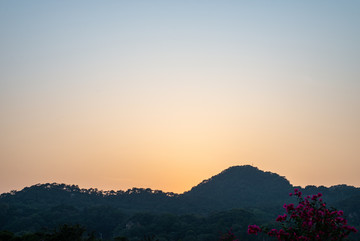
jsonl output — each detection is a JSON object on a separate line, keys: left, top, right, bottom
{"left": 2, "top": 165, "right": 360, "bottom": 213}
{"left": 2, "top": 165, "right": 360, "bottom": 212}
{"left": 181, "top": 165, "right": 293, "bottom": 211}
{"left": 1, "top": 165, "right": 360, "bottom": 240}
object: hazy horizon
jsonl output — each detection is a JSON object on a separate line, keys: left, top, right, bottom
{"left": 2, "top": 164, "right": 360, "bottom": 195}
{"left": 1, "top": 1, "right": 359, "bottom": 195}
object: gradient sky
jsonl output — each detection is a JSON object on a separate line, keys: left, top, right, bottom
{"left": 1, "top": 1, "right": 359, "bottom": 194}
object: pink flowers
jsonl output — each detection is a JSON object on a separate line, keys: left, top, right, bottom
{"left": 283, "top": 203, "right": 294, "bottom": 213}
{"left": 248, "top": 189, "right": 357, "bottom": 240}
{"left": 276, "top": 214, "right": 287, "bottom": 222}
{"left": 247, "top": 225, "right": 261, "bottom": 234}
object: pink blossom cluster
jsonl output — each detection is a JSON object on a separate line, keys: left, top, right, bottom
{"left": 247, "top": 225, "right": 261, "bottom": 234}
{"left": 248, "top": 189, "right": 357, "bottom": 241}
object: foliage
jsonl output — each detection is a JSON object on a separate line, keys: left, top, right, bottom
{"left": 248, "top": 189, "right": 358, "bottom": 240}
{"left": 1, "top": 166, "right": 360, "bottom": 240}
{"left": 0, "top": 224, "right": 100, "bottom": 241}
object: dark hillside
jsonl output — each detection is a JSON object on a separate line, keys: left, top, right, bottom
{"left": 182, "top": 165, "right": 293, "bottom": 211}
{"left": 1, "top": 165, "right": 360, "bottom": 240}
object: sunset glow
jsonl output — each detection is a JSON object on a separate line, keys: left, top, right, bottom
{"left": 1, "top": 1, "right": 359, "bottom": 194}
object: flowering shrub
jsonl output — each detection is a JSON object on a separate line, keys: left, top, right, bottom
{"left": 248, "top": 189, "right": 357, "bottom": 240}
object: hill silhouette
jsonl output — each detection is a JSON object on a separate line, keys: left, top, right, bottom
{"left": 181, "top": 165, "right": 293, "bottom": 211}
{"left": 1, "top": 165, "right": 360, "bottom": 240}
{"left": 2, "top": 165, "right": 360, "bottom": 212}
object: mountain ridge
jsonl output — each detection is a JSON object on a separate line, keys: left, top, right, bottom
{"left": 2, "top": 165, "right": 358, "bottom": 197}
{"left": 2, "top": 165, "right": 359, "bottom": 213}
{"left": 1, "top": 165, "right": 360, "bottom": 240}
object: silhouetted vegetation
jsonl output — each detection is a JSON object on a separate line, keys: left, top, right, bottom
{"left": 0, "top": 224, "right": 99, "bottom": 241}
{"left": 1, "top": 166, "right": 359, "bottom": 240}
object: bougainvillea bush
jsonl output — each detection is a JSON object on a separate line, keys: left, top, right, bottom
{"left": 248, "top": 189, "right": 357, "bottom": 240}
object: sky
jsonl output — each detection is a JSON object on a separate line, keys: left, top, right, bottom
{"left": 1, "top": 1, "right": 359, "bottom": 194}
